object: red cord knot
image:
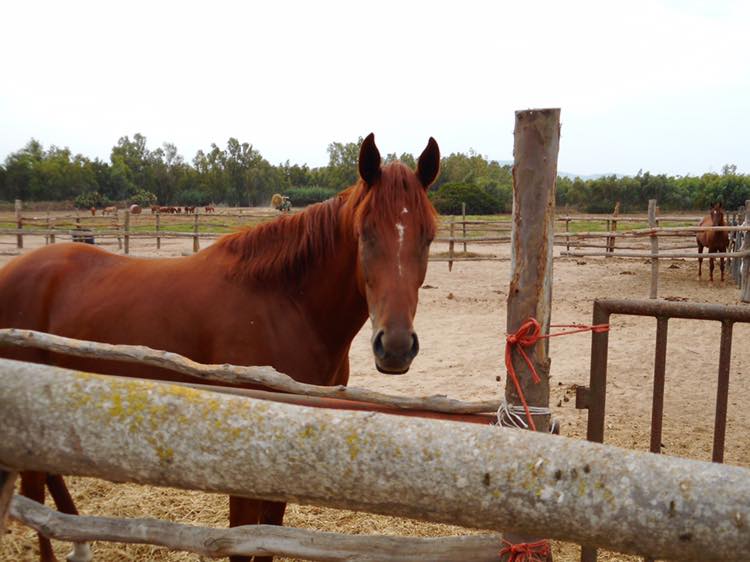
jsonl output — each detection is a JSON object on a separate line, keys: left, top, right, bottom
{"left": 503, "top": 318, "right": 610, "bottom": 431}
{"left": 500, "top": 539, "right": 551, "bottom": 561}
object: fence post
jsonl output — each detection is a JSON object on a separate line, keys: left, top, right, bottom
{"left": 124, "top": 210, "right": 130, "bottom": 255}
{"left": 14, "top": 199, "right": 23, "bottom": 249}
{"left": 49, "top": 217, "right": 55, "bottom": 244}
{"left": 565, "top": 217, "right": 571, "bottom": 251}
{"left": 114, "top": 210, "right": 122, "bottom": 250}
{"left": 502, "top": 108, "right": 560, "bottom": 561}
{"left": 730, "top": 210, "right": 740, "bottom": 286}
{"left": 741, "top": 201, "right": 750, "bottom": 303}
{"left": 45, "top": 213, "right": 50, "bottom": 245}
{"left": 648, "top": 199, "right": 659, "bottom": 299}
{"left": 448, "top": 216, "right": 455, "bottom": 272}
{"left": 607, "top": 201, "right": 619, "bottom": 255}
{"left": 462, "top": 202, "right": 467, "bottom": 253}
{"left": 155, "top": 209, "right": 161, "bottom": 250}
{"left": 193, "top": 213, "right": 200, "bottom": 253}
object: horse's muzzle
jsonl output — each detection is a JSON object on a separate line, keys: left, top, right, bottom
{"left": 372, "top": 328, "right": 419, "bottom": 374}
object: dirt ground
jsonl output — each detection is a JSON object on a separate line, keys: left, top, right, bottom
{"left": 1, "top": 224, "right": 749, "bottom": 562}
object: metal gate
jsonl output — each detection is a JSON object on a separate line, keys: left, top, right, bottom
{"left": 575, "top": 298, "right": 750, "bottom": 562}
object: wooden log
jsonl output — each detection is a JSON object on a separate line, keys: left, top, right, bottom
{"left": 504, "top": 108, "right": 560, "bottom": 558}
{"left": 0, "top": 328, "right": 499, "bottom": 414}
{"left": 434, "top": 236, "right": 511, "bottom": 243}
{"left": 560, "top": 249, "right": 750, "bottom": 259}
{"left": 2, "top": 361, "right": 750, "bottom": 561}
{"left": 0, "top": 470, "right": 18, "bottom": 535}
{"left": 9, "top": 495, "right": 504, "bottom": 562}
{"left": 742, "top": 201, "right": 750, "bottom": 303}
{"left": 429, "top": 257, "right": 509, "bottom": 263}
{"left": 649, "top": 200, "right": 659, "bottom": 299}
{"left": 554, "top": 225, "right": 750, "bottom": 239}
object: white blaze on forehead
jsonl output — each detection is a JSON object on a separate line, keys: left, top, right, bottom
{"left": 402, "top": 207, "right": 409, "bottom": 214}
{"left": 396, "top": 222, "right": 406, "bottom": 276}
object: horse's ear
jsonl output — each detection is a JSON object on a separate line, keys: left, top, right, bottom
{"left": 416, "top": 137, "right": 440, "bottom": 189}
{"left": 359, "top": 133, "right": 381, "bottom": 186}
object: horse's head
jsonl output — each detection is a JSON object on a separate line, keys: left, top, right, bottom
{"left": 710, "top": 202, "right": 725, "bottom": 226}
{"left": 352, "top": 134, "right": 439, "bottom": 374}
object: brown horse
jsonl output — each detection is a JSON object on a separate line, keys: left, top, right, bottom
{"left": 697, "top": 202, "right": 729, "bottom": 282}
{"left": 0, "top": 133, "right": 440, "bottom": 562}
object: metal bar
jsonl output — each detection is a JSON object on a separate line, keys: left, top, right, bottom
{"left": 586, "top": 301, "right": 611, "bottom": 444}
{"left": 176, "top": 381, "right": 496, "bottom": 425}
{"left": 650, "top": 318, "right": 669, "bottom": 454}
{"left": 713, "top": 321, "right": 734, "bottom": 463}
{"left": 596, "top": 298, "right": 750, "bottom": 323}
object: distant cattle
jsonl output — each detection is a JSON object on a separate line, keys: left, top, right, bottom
{"left": 102, "top": 206, "right": 117, "bottom": 215}
{"left": 205, "top": 205, "right": 215, "bottom": 213}
{"left": 90, "top": 207, "right": 96, "bottom": 216}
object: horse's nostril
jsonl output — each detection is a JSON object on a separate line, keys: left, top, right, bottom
{"left": 373, "top": 330, "right": 386, "bottom": 359}
{"left": 409, "top": 332, "right": 419, "bottom": 358}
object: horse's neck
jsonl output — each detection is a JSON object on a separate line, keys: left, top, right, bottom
{"left": 297, "top": 218, "right": 369, "bottom": 351}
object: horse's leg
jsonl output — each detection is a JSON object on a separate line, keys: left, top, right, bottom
{"left": 20, "top": 471, "right": 57, "bottom": 562}
{"left": 46, "top": 475, "right": 92, "bottom": 562}
{"left": 253, "top": 501, "right": 288, "bottom": 562}
{"left": 697, "top": 242, "right": 704, "bottom": 279}
{"left": 709, "top": 251, "right": 715, "bottom": 283}
{"left": 229, "top": 496, "right": 261, "bottom": 562}
{"left": 720, "top": 255, "right": 726, "bottom": 282}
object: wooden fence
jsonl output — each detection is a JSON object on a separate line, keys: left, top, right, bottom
{"left": 2, "top": 349, "right": 750, "bottom": 561}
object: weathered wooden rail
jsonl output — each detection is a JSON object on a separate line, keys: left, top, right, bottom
{"left": 2, "top": 360, "right": 750, "bottom": 561}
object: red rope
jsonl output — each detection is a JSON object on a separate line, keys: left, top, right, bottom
{"left": 504, "top": 318, "right": 609, "bottom": 431}
{"left": 500, "top": 539, "right": 551, "bottom": 561}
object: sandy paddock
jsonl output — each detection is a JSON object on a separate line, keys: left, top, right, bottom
{"left": 1, "top": 226, "right": 749, "bottom": 562}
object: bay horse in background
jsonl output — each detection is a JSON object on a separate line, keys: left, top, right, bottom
{"left": 697, "top": 202, "right": 729, "bottom": 282}
{"left": 0, "top": 133, "right": 441, "bottom": 562}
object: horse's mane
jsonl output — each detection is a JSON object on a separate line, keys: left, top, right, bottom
{"left": 212, "top": 162, "right": 437, "bottom": 284}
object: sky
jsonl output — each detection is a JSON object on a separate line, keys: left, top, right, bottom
{"left": 1, "top": 0, "right": 749, "bottom": 177}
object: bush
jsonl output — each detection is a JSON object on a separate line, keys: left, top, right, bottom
{"left": 74, "top": 191, "right": 106, "bottom": 209}
{"left": 178, "top": 189, "right": 210, "bottom": 206}
{"left": 284, "top": 186, "right": 337, "bottom": 206}
{"left": 129, "top": 189, "right": 157, "bottom": 207}
{"left": 429, "top": 182, "right": 503, "bottom": 215}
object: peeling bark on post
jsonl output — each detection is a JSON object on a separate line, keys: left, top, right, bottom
{"left": 505, "top": 108, "right": 560, "bottom": 560}
{"left": 506, "top": 109, "right": 560, "bottom": 430}
{"left": 2, "top": 361, "right": 750, "bottom": 561}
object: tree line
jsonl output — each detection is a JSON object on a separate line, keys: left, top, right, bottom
{"left": 1, "top": 134, "right": 747, "bottom": 213}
